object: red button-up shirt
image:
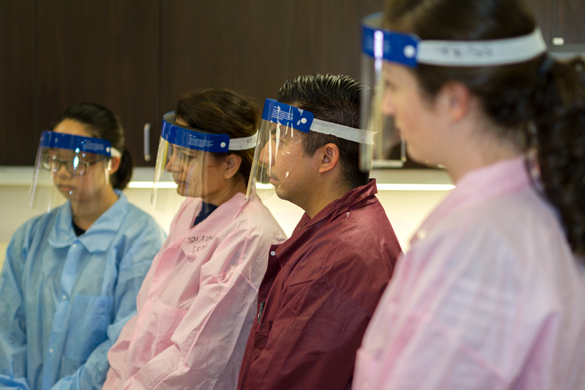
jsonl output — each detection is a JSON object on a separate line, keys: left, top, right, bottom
{"left": 237, "top": 180, "right": 402, "bottom": 390}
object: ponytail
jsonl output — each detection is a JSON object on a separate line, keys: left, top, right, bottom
{"left": 111, "top": 148, "right": 133, "bottom": 190}
{"left": 533, "top": 57, "right": 585, "bottom": 260}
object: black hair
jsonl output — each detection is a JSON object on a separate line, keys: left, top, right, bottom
{"left": 175, "top": 88, "right": 259, "bottom": 185}
{"left": 56, "top": 102, "right": 132, "bottom": 190}
{"left": 385, "top": 0, "right": 585, "bottom": 260}
{"left": 277, "top": 73, "right": 369, "bottom": 190}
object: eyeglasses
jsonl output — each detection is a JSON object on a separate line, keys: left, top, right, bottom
{"left": 41, "top": 155, "right": 105, "bottom": 176}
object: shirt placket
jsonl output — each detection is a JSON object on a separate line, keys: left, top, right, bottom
{"left": 41, "top": 240, "right": 85, "bottom": 390}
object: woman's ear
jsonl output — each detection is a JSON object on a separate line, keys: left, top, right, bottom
{"left": 224, "top": 154, "right": 243, "bottom": 180}
{"left": 437, "top": 81, "right": 471, "bottom": 122}
{"left": 317, "top": 143, "right": 340, "bottom": 174}
{"left": 108, "top": 156, "right": 121, "bottom": 174}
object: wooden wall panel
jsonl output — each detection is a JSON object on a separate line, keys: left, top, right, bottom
{"left": 161, "top": 0, "right": 385, "bottom": 115}
{"left": 36, "top": 0, "right": 159, "bottom": 166}
{"left": 0, "top": 0, "right": 35, "bottom": 165}
{"left": 552, "top": 0, "right": 585, "bottom": 45}
{"left": 526, "top": 0, "right": 552, "bottom": 45}
{"left": 160, "top": 0, "right": 290, "bottom": 114}
{"left": 282, "top": 0, "right": 384, "bottom": 81}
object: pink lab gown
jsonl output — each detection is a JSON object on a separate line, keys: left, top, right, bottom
{"left": 103, "top": 193, "right": 286, "bottom": 390}
{"left": 354, "top": 158, "right": 585, "bottom": 390}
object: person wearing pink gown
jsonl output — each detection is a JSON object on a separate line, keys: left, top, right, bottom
{"left": 354, "top": 1, "right": 585, "bottom": 389}
{"left": 103, "top": 89, "right": 286, "bottom": 390}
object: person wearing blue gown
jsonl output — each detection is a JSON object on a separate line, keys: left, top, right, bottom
{"left": 0, "top": 103, "right": 166, "bottom": 390}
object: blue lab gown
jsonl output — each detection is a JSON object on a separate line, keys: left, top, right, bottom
{"left": 0, "top": 191, "right": 166, "bottom": 390}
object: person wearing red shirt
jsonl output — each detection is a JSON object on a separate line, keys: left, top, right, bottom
{"left": 237, "top": 73, "right": 402, "bottom": 390}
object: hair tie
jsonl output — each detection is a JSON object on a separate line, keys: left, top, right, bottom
{"left": 538, "top": 55, "right": 555, "bottom": 76}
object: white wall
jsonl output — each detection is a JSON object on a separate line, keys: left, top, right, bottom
{"left": 0, "top": 167, "right": 452, "bottom": 269}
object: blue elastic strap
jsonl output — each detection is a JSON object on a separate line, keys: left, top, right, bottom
{"left": 261, "top": 99, "right": 314, "bottom": 133}
{"left": 39, "top": 131, "right": 113, "bottom": 156}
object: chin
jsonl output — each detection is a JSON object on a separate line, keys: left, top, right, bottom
{"left": 406, "top": 145, "right": 438, "bottom": 167}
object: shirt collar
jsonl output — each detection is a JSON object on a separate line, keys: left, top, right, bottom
{"left": 169, "top": 192, "right": 248, "bottom": 248}
{"left": 411, "top": 157, "right": 531, "bottom": 246}
{"left": 273, "top": 179, "right": 379, "bottom": 267}
{"left": 48, "top": 190, "right": 128, "bottom": 252}
{"left": 299, "top": 179, "right": 378, "bottom": 230}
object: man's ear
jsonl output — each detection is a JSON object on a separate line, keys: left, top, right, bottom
{"left": 108, "top": 156, "right": 121, "bottom": 174}
{"left": 224, "top": 153, "right": 243, "bottom": 180}
{"left": 317, "top": 143, "right": 340, "bottom": 174}
{"left": 437, "top": 81, "right": 471, "bottom": 122}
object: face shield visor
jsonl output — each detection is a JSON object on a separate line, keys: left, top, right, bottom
{"left": 246, "top": 98, "right": 375, "bottom": 201}
{"left": 30, "top": 131, "right": 120, "bottom": 213}
{"left": 151, "top": 112, "right": 258, "bottom": 214}
{"left": 360, "top": 12, "right": 548, "bottom": 167}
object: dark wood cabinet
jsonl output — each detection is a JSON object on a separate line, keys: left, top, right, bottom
{"left": 526, "top": 0, "right": 553, "bottom": 45}
{"left": 2, "top": 0, "right": 583, "bottom": 168}
{"left": 527, "top": 0, "right": 585, "bottom": 47}
{"left": 160, "top": 0, "right": 383, "bottom": 113}
{"left": 35, "top": 0, "right": 159, "bottom": 166}
{"left": 0, "top": 0, "right": 36, "bottom": 166}
{"left": 2, "top": 0, "right": 384, "bottom": 167}
{"left": 551, "top": 0, "right": 585, "bottom": 46}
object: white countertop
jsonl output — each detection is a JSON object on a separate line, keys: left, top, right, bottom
{"left": 0, "top": 166, "right": 454, "bottom": 190}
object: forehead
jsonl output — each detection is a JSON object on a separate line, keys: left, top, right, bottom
{"left": 53, "top": 119, "right": 93, "bottom": 138}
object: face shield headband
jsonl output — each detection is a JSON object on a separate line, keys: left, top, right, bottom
{"left": 39, "top": 130, "right": 121, "bottom": 157}
{"left": 261, "top": 99, "right": 375, "bottom": 144}
{"left": 161, "top": 112, "right": 258, "bottom": 152}
{"left": 362, "top": 13, "right": 548, "bottom": 67}
{"left": 30, "top": 131, "right": 120, "bottom": 213}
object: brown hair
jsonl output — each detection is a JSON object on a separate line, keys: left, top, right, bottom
{"left": 175, "top": 88, "right": 259, "bottom": 185}
{"left": 56, "top": 102, "right": 132, "bottom": 190}
{"left": 384, "top": 0, "right": 585, "bottom": 260}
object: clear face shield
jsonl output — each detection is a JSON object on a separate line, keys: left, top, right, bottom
{"left": 30, "top": 131, "right": 120, "bottom": 213}
{"left": 361, "top": 13, "right": 406, "bottom": 170}
{"left": 246, "top": 98, "right": 375, "bottom": 201}
{"left": 360, "top": 12, "right": 548, "bottom": 168}
{"left": 151, "top": 112, "right": 258, "bottom": 214}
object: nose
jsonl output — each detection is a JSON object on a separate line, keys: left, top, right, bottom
{"left": 165, "top": 149, "right": 182, "bottom": 173}
{"left": 381, "top": 87, "right": 396, "bottom": 117}
{"left": 259, "top": 143, "right": 275, "bottom": 167}
{"left": 56, "top": 162, "right": 72, "bottom": 178}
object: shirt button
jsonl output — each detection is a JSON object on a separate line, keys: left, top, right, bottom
{"left": 62, "top": 295, "right": 67, "bottom": 300}
{"left": 151, "top": 297, "right": 155, "bottom": 301}
{"left": 49, "top": 349, "right": 54, "bottom": 353}
{"left": 72, "top": 244, "right": 76, "bottom": 248}
{"left": 270, "top": 251, "right": 276, "bottom": 256}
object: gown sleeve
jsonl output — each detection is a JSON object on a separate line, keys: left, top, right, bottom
{"left": 0, "top": 223, "right": 33, "bottom": 390}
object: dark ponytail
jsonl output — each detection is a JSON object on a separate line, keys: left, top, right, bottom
{"left": 533, "top": 57, "right": 585, "bottom": 258}
{"left": 56, "top": 102, "right": 133, "bottom": 190}
{"left": 111, "top": 148, "right": 133, "bottom": 190}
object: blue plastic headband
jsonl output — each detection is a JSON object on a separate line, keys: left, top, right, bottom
{"left": 39, "top": 131, "right": 115, "bottom": 157}
{"left": 261, "top": 99, "right": 314, "bottom": 133}
{"left": 362, "top": 14, "right": 418, "bottom": 67}
{"left": 161, "top": 113, "right": 231, "bottom": 153}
